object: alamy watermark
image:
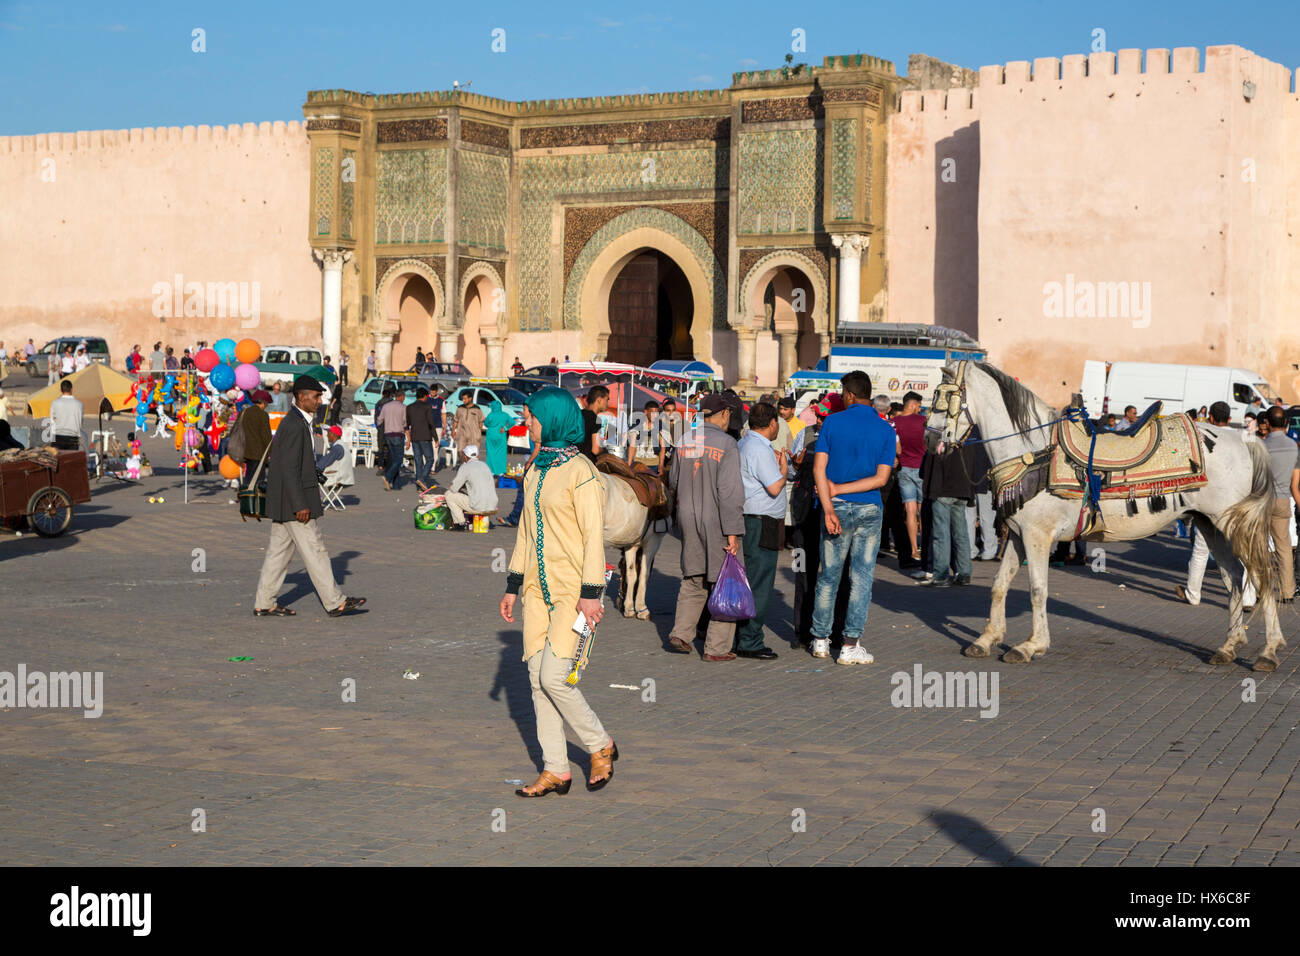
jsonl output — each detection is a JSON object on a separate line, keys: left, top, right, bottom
{"left": 0, "top": 664, "right": 103, "bottom": 718}
{"left": 890, "top": 664, "right": 999, "bottom": 718}
{"left": 151, "top": 273, "right": 260, "bottom": 328}
{"left": 1042, "top": 274, "right": 1151, "bottom": 328}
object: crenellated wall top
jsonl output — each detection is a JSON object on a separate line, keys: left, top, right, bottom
{"left": 0, "top": 120, "right": 306, "bottom": 153}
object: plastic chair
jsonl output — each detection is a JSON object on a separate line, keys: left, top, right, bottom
{"left": 348, "top": 424, "right": 377, "bottom": 469}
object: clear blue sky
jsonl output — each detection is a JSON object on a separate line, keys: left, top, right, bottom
{"left": 2, "top": 0, "right": 1297, "bottom": 135}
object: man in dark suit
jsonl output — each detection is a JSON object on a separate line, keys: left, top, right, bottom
{"left": 252, "top": 375, "right": 366, "bottom": 618}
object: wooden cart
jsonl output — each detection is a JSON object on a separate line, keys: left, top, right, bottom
{"left": 0, "top": 451, "right": 92, "bottom": 537}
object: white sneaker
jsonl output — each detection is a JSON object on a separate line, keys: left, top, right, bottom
{"left": 837, "top": 643, "right": 875, "bottom": 666}
{"left": 910, "top": 570, "right": 932, "bottom": 582}
{"left": 810, "top": 638, "right": 830, "bottom": 659}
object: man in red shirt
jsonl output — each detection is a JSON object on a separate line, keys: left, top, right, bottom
{"left": 892, "top": 390, "right": 927, "bottom": 562}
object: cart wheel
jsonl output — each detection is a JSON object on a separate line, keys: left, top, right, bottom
{"left": 27, "top": 487, "right": 73, "bottom": 537}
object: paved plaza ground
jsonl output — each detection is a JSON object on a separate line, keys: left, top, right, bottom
{"left": 1, "top": 422, "right": 1298, "bottom": 867}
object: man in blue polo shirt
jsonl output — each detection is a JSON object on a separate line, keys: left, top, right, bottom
{"left": 810, "top": 369, "right": 897, "bottom": 665}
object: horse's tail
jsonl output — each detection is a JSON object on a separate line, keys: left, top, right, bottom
{"left": 1220, "top": 439, "right": 1277, "bottom": 601}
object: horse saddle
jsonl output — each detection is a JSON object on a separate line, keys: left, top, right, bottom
{"left": 594, "top": 452, "right": 668, "bottom": 512}
{"left": 1048, "top": 408, "right": 1208, "bottom": 501}
{"left": 1058, "top": 401, "right": 1162, "bottom": 471}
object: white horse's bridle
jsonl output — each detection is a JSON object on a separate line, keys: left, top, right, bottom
{"left": 928, "top": 360, "right": 974, "bottom": 447}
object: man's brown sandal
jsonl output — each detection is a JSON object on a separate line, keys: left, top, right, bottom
{"left": 587, "top": 740, "right": 619, "bottom": 792}
{"left": 253, "top": 606, "right": 295, "bottom": 617}
{"left": 515, "top": 770, "right": 572, "bottom": 798}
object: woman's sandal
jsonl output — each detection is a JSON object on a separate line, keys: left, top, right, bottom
{"left": 587, "top": 740, "right": 619, "bottom": 792}
{"left": 515, "top": 770, "right": 572, "bottom": 798}
{"left": 253, "top": 606, "right": 296, "bottom": 617}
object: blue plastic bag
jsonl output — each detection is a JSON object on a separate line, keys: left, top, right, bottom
{"left": 707, "top": 552, "right": 755, "bottom": 622}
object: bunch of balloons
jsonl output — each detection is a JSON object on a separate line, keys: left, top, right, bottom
{"left": 198, "top": 337, "right": 262, "bottom": 396}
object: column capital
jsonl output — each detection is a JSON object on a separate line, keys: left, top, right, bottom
{"left": 320, "top": 248, "right": 353, "bottom": 271}
{"left": 373, "top": 330, "right": 393, "bottom": 344}
{"left": 830, "top": 233, "right": 869, "bottom": 258}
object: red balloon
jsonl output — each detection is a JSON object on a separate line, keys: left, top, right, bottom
{"left": 195, "top": 348, "right": 220, "bottom": 372}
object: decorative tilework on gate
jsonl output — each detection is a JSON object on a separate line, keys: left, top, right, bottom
{"left": 517, "top": 146, "right": 726, "bottom": 331}
{"left": 831, "top": 119, "right": 857, "bottom": 221}
{"left": 458, "top": 149, "right": 509, "bottom": 250}
{"left": 823, "top": 86, "right": 883, "bottom": 107}
{"left": 737, "top": 129, "right": 819, "bottom": 235}
{"left": 306, "top": 118, "right": 362, "bottom": 133}
{"left": 314, "top": 147, "right": 335, "bottom": 236}
{"left": 461, "top": 120, "right": 510, "bottom": 150}
{"left": 741, "top": 96, "right": 822, "bottom": 124}
{"left": 341, "top": 148, "right": 356, "bottom": 240}
{"left": 375, "top": 255, "right": 445, "bottom": 293}
{"left": 520, "top": 117, "right": 728, "bottom": 149}
{"left": 563, "top": 201, "right": 725, "bottom": 285}
{"left": 377, "top": 118, "right": 448, "bottom": 143}
{"left": 375, "top": 148, "right": 447, "bottom": 245}
{"left": 563, "top": 206, "right": 725, "bottom": 332}
{"left": 862, "top": 125, "right": 873, "bottom": 222}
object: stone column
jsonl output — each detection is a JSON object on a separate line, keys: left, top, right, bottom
{"left": 777, "top": 330, "right": 798, "bottom": 385}
{"left": 831, "top": 234, "right": 868, "bottom": 327}
{"left": 320, "top": 249, "right": 351, "bottom": 362}
{"left": 736, "top": 329, "right": 758, "bottom": 387}
{"left": 439, "top": 336, "right": 459, "bottom": 364}
{"left": 484, "top": 337, "right": 504, "bottom": 378}
{"left": 373, "top": 331, "right": 394, "bottom": 373}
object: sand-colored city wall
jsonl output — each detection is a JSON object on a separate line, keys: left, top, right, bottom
{"left": 0, "top": 121, "right": 319, "bottom": 366}
{"left": 975, "top": 45, "right": 1298, "bottom": 406}
{"left": 885, "top": 87, "right": 980, "bottom": 340}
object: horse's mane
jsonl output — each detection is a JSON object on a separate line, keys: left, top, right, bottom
{"left": 975, "top": 362, "right": 1051, "bottom": 434}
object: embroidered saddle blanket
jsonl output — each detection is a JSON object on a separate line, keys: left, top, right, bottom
{"left": 1047, "top": 412, "right": 1207, "bottom": 500}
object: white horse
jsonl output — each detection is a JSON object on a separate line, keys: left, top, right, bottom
{"left": 601, "top": 474, "right": 672, "bottom": 620}
{"left": 927, "top": 361, "right": 1285, "bottom": 671}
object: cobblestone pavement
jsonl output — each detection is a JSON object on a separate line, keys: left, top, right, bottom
{"left": 1, "top": 427, "right": 1298, "bottom": 866}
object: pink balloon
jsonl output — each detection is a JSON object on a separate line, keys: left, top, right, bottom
{"left": 234, "top": 363, "right": 261, "bottom": 390}
{"left": 184, "top": 427, "right": 203, "bottom": 449}
{"left": 195, "top": 348, "right": 220, "bottom": 372}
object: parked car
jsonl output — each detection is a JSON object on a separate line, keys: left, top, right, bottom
{"left": 351, "top": 374, "right": 433, "bottom": 414}
{"left": 507, "top": 375, "right": 553, "bottom": 396}
{"left": 445, "top": 382, "right": 531, "bottom": 450}
{"left": 405, "top": 360, "right": 475, "bottom": 393}
{"left": 27, "top": 336, "right": 111, "bottom": 378}
{"left": 263, "top": 345, "right": 323, "bottom": 366}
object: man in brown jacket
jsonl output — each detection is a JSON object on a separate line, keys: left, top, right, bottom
{"left": 665, "top": 394, "right": 746, "bottom": 660}
{"left": 240, "top": 390, "right": 274, "bottom": 487}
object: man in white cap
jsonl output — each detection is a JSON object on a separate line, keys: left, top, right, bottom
{"left": 444, "top": 443, "right": 497, "bottom": 531}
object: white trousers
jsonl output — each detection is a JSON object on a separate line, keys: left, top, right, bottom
{"left": 1185, "top": 526, "right": 1257, "bottom": 606}
{"left": 965, "top": 492, "right": 997, "bottom": 559}
{"left": 444, "top": 490, "right": 472, "bottom": 525}
{"left": 254, "top": 518, "right": 345, "bottom": 611}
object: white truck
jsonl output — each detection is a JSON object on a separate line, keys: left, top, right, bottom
{"left": 787, "top": 322, "right": 986, "bottom": 410}
{"left": 1081, "top": 361, "right": 1285, "bottom": 422}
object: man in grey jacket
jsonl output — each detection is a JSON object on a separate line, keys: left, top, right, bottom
{"left": 665, "top": 393, "right": 746, "bottom": 661}
{"left": 444, "top": 444, "right": 497, "bottom": 530}
{"left": 252, "top": 375, "right": 366, "bottom": 618}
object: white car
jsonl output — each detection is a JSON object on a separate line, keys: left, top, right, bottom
{"left": 263, "top": 345, "right": 323, "bottom": 366}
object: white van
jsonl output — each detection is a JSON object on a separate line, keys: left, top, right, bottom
{"left": 1081, "top": 361, "right": 1284, "bottom": 423}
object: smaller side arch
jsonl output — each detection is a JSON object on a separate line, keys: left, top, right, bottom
{"left": 458, "top": 260, "right": 507, "bottom": 339}
{"left": 376, "top": 258, "right": 446, "bottom": 333}
{"left": 737, "top": 250, "right": 829, "bottom": 334}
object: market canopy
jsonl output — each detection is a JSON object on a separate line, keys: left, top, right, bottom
{"left": 25, "top": 363, "right": 140, "bottom": 418}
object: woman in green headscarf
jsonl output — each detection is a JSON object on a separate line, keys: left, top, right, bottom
{"left": 482, "top": 398, "right": 512, "bottom": 476}
{"left": 499, "top": 387, "right": 618, "bottom": 797}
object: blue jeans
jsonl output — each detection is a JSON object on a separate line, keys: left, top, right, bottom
{"left": 811, "top": 501, "right": 883, "bottom": 643}
{"left": 898, "top": 466, "right": 923, "bottom": 503}
{"left": 383, "top": 435, "right": 405, "bottom": 487}
{"left": 930, "top": 496, "right": 972, "bottom": 581}
{"left": 411, "top": 440, "right": 434, "bottom": 485}
{"left": 507, "top": 483, "right": 525, "bottom": 523}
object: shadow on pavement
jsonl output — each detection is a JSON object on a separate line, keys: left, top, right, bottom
{"left": 929, "top": 810, "right": 1037, "bottom": 865}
